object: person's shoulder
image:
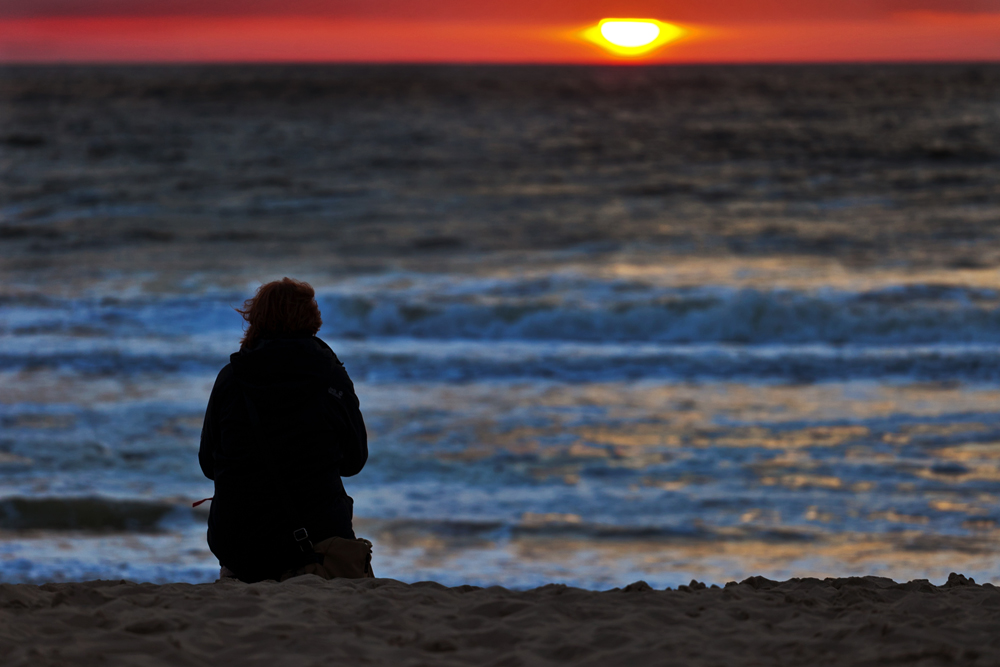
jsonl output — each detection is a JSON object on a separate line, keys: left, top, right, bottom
{"left": 213, "top": 361, "right": 237, "bottom": 388}
{"left": 311, "top": 336, "right": 345, "bottom": 367}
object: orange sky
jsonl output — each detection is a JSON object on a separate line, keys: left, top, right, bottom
{"left": 2, "top": 1, "right": 1000, "bottom": 62}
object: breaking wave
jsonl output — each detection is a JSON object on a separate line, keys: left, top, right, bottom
{"left": 0, "top": 497, "right": 181, "bottom": 532}
{"left": 314, "top": 283, "right": 1000, "bottom": 345}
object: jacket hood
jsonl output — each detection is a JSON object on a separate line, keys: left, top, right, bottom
{"left": 229, "top": 335, "right": 337, "bottom": 385}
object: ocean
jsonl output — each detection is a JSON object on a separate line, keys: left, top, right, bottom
{"left": 1, "top": 64, "right": 999, "bottom": 588}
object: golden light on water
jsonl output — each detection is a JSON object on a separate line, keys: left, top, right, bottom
{"left": 582, "top": 18, "right": 684, "bottom": 57}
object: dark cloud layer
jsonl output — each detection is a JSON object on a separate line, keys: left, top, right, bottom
{"left": 4, "top": 0, "right": 998, "bottom": 21}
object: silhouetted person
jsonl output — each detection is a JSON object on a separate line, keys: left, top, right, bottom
{"left": 199, "top": 277, "right": 367, "bottom": 582}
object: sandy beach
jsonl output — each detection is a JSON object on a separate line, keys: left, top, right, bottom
{"left": 0, "top": 573, "right": 997, "bottom": 666}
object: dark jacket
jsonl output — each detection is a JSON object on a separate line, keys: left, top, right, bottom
{"left": 199, "top": 334, "right": 367, "bottom": 582}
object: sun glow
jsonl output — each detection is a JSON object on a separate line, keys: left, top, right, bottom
{"left": 601, "top": 21, "right": 660, "bottom": 47}
{"left": 582, "top": 18, "right": 684, "bottom": 57}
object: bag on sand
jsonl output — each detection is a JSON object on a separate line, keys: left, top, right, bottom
{"left": 280, "top": 536, "right": 375, "bottom": 581}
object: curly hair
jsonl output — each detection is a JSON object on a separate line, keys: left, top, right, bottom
{"left": 236, "top": 277, "right": 322, "bottom": 350}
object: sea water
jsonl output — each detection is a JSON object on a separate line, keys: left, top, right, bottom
{"left": 1, "top": 65, "right": 999, "bottom": 588}
{"left": 3, "top": 256, "right": 1000, "bottom": 588}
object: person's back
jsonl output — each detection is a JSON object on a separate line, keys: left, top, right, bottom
{"left": 198, "top": 278, "right": 367, "bottom": 582}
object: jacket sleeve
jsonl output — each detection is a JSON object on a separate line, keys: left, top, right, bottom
{"left": 325, "top": 359, "right": 368, "bottom": 477}
{"left": 198, "top": 365, "right": 230, "bottom": 480}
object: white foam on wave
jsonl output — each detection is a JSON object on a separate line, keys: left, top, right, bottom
{"left": 6, "top": 276, "right": 1000, "bottom": 348}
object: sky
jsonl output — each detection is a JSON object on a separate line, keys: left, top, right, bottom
{"left": 2, "top": 0, "right": 1000, "bottom": 63}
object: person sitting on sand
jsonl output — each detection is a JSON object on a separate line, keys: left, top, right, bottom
{"left": 198, "top": 277, "right": 368, "bottom": 583}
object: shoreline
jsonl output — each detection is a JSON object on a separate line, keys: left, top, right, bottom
{"left": 1, "top": 573, "right": 997, "bottom": 666}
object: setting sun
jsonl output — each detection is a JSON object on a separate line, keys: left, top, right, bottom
{"left": 582, "top": 18, "right": 685, "bottom": 57}
{"left": 601, "top": 21, "right": 660, "bottom": 47}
